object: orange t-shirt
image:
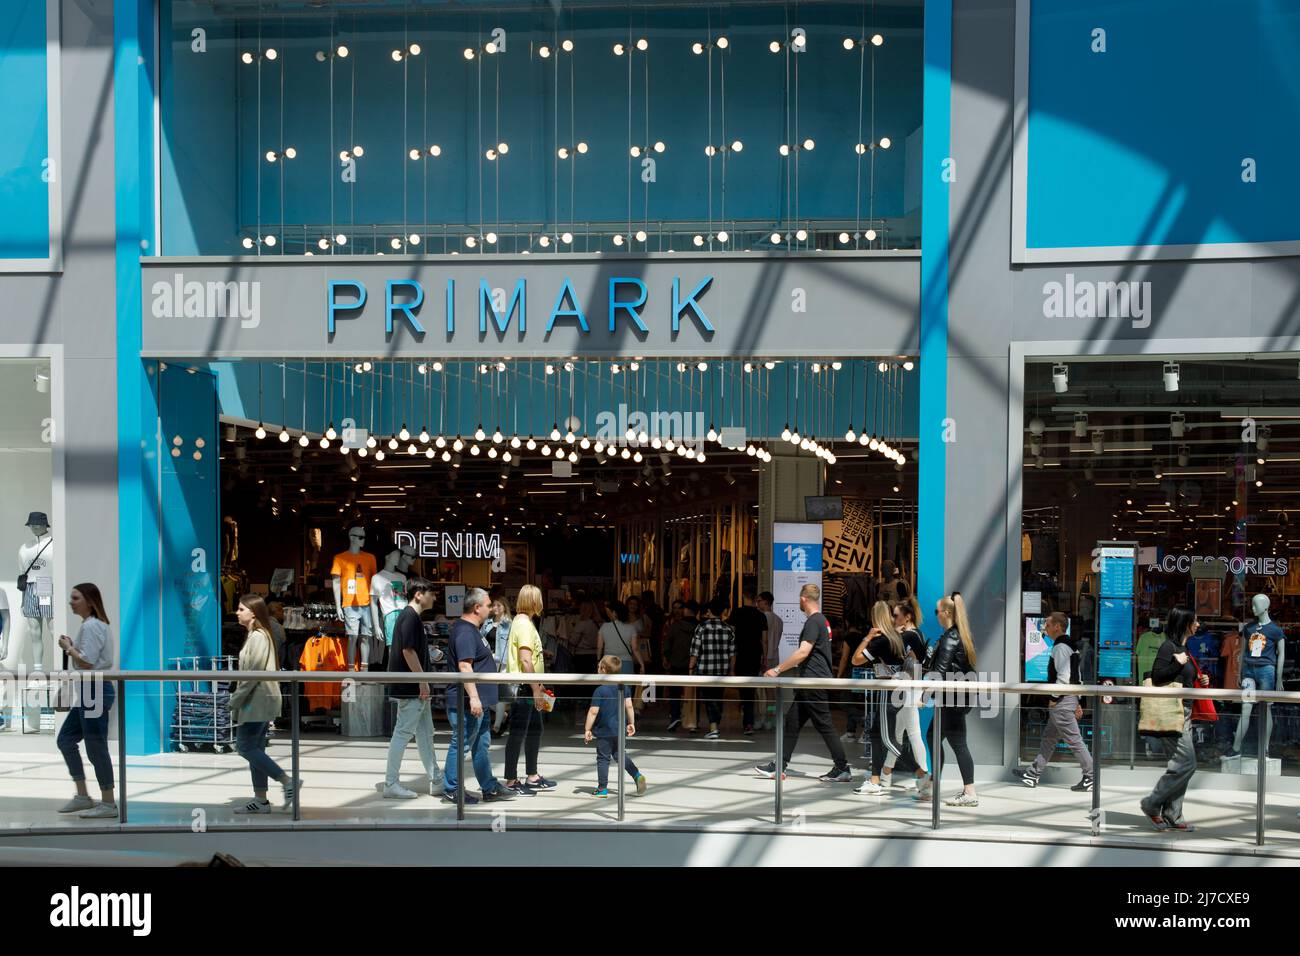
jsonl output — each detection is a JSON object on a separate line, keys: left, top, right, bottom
{"left": 331, "top": 550, "right": 378, "bottom": 606}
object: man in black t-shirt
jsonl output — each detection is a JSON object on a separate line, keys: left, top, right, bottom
{"left": 755, "top": 584, "right": 852, "bottom": 782}
{"left": 382, "top": 579, "right": 444, "bottom": 799}
{"left": 728, "top": 591, "right": 769, "bottom": 734}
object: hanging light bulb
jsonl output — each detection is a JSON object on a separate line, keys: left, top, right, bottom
{"left": 388, "top": 437, "right": 399, "bottom": 451}
{"left": 845, "top": 425, "right": 857, "bottom": 442}
{"left": 435, "top": 435, "right": 447, "bottom": 449}
{"left": 453, "top": 437, "right": 464, "bottom": 452}
{"left": 278, "top": 428, "right": 291, "bottom": 443}
{"left": 366, "top": 434, "right": 378, "bottom": 449}
{"left": 541, "top": 443, "right": 552, "bottom": 456}
{"left": 255, "top": 424, "right": 267, "bottom": 440}
{"left": 298, "top": 433, "right": 310, "bottom": 448}
{"left": 488, "top": 447, "right": 498, "bottom": 459}
{"left": 470, "top": 444, "right": 481, "bottom": 456}
{"left": 707, "top": 424, "right": 718, "bottom": 442}
{"left": 407, "top": 443, "right": 418, "bottom": 456}
{"left": 492, "top": 427, "right": 504, "bottom": 444}
{"left": 565, "top": 429, "right": 576, "bottom": 444}
{"left": 781, "top": 424, "right": 792, "bottom": 442}
{"left": 319, "top": 436, "right": 330, "bottom": 449}
{"left": 510, "top": 435, "right": 521, "bottom": 449}
{"left": 474, "top": 424, "right": 486, "bottom": 442}
{"left": 399, "top": 424, "right": 410, "bottom": 441}
{"left": 526, "top": 436, "right": 537, "bottom": 451}
{"left": 580, "top": 436, "right": 591, "bottom": 450}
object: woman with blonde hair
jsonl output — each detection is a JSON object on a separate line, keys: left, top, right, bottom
{"left": 878, "top": 600, "right": 931, "bottom": 792}
{"left": 503, "top": 585, "right": 555, "bottom": 795}
{"left": 916, "top": 592, "right": 978, "bottom": 807}
{"left": 850, "top": 601, "right": 909, "bottom": 795}
{"left": 231, "top": 594, "right": 300, "bottom": 813}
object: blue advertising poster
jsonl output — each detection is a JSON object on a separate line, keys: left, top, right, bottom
{"left": 1099, "top": 648, "right": 1133, "bottom": 680}
{"left": 1024, "top": 616, "right": 1071, "bottom": 682}
{"left": 1096, "top": 543, "right": 1137, "bottom": 680}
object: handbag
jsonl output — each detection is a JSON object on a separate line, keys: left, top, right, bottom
{"left": 16, "top": 538, "right": 52, "bottom": 592}
{"left": 1138, "top": 677, "right": 1185, "bottom": 734}
{"left": 1188, "top": 655, "right": 1218, "bottom": 723}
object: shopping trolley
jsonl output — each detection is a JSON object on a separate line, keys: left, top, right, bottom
{"left": 169, "top": 655, "right": 237, "bottom": 753}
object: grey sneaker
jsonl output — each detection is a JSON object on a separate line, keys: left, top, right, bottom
{"left": 854, "top": 780, "right": 888, "bottom": 795}
{"left": 429, "top": 776, "right": 445, "bottom": 797}
{"left": 944, "top": 791, "right": 979, "bottom": 807}
{"left": 58, "top": 794, "right": 97, "bottom": 814}
{"left": 234, "top": 798, "right": 272, "bottom": 814}
{"left": 383, "top": 783, "right": 419, "bottom": 800}
{"left": 77, "top": 802, "right": 119, "bottom": 819}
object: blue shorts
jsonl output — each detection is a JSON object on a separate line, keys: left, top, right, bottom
{"left": 342, "top": 604, "right": 373, "bottom": 638}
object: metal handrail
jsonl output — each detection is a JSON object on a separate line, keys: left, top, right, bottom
{"left": 8, "top": 669, "right": 1298, "bottom": 703}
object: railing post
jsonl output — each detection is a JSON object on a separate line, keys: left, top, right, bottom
{"left": 291, "top": 677, "right": 301, "bottom": 822}
{"left": 617, "top": 674, "right": 626, "bottom": 822}
{"left": 1090, "top": 690, "right": 1101, "bottom": 828}
{"left": 774, "top": 682, "right": 784, "bottom": 825}
{"left": 1255, "top": 700, "right": 1268, "bottom": 847}
{"left": 456, "top": 690, "right": 466, "bottom": 822}
{"left": 930, "top": 692, "right": 942, "bottom": 830}
{"left": 116, "top": 678, "right": 127, "bottom": 825}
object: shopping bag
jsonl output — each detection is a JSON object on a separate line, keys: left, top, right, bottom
{"left": 1188, "top": 656, "right": 1217, "bottom": 723}
{"left": 1137, "top": 678, "right": 1184, "bottom": 734}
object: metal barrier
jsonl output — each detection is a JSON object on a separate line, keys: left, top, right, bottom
{"left": 5, "top": 670, "right": 1297, "bottom": 846}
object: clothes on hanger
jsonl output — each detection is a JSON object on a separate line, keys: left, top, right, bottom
{"left": 299, "top": 633, "right": 347, "bottom": 712}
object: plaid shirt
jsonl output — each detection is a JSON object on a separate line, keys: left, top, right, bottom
{"left": 690, "top": 618, "right": 736, "bottom": 676}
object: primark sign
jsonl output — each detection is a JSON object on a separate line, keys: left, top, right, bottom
{"left": 139, "top": 258, "right": 921, "bottom": 357}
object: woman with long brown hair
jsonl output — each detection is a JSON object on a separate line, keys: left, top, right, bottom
{"left": 230, "top": 594, "right": 299, "bottom": 813}
{"left": 850, "top": 601, "right": 906, "bottom": 794}
{"left": 55, "top": 583, "right": 118, "bottom": 818}
{"left": 915, "top": 592, "right": 979, "bottom": 808}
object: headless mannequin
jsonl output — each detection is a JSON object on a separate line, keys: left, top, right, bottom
{"left": 16, "top": 517, "right": 55, "bottom": 733}
{"left": 370, "top": 546, "right": 415, "bottom": 639}
{"left": 1232, "top": 593, "right": 1284, "bottom": 757}
{"left": 331, "top": 527, "right": 377, "bottom": 671}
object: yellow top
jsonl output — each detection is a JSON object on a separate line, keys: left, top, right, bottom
{"left": 506, "top": 614, "right": 545, "bottom": 676}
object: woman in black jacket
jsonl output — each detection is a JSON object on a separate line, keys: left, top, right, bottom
{"left": 916, "top": 592, "right": 979, "bottom": 808}
{"left": 1140, "top": 607, "right": 1208, "bottom": 832}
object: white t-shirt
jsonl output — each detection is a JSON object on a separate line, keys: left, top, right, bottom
{"left": 72, "top": 616, "right": 113, "bottom": 707}
{"left": 370, "top": 571, "right": 406, "bottom": 617}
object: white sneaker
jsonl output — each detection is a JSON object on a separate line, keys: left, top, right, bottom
{"left": 383, "top": 783, "right": 419, "bottom": 800}
{"left": 854, "top": 781, "right": 888, "bottom": 795}
{"left": 58, "top": 794, "right": 97, "bottom": 814}
{"left": 77, "top": 802, "right": 119, "bottom": 819}
{"left": 429, "top": 776, "right": 445, "bottom": 796}
{"left": 234, "top": 798, "right": 272, "bottom": 814}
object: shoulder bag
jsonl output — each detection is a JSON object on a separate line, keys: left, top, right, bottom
{"left": 1138, "top": 677, "right": 1186, "bottom": 734}
{"left": 17, "top": 538, "right": 52, "bottom": 592}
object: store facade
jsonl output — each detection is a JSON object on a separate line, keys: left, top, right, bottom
{"left": 2, "top": 0, "right": 1299, "bottom": 794}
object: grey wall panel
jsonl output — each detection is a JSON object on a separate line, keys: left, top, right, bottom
{"left": 140, "top": 255, "right": 921, "bottom": 359}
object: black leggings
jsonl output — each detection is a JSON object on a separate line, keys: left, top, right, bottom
{"left": 870, "top": 698, "right": 901, "bottom": 776}
{"left": 504, "top": 698, "right": 544, "bottom": 780}
{"left": 937, "top": 707, "right": 976, "bottom": 786}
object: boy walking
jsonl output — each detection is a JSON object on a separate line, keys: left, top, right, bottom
{"left": 585, "top": 656, "right": 648, "bottom": 798}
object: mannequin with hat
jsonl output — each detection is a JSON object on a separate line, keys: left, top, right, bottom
{"left": 14, "top": 512, "right": 55, "bottom": 733}
{"left": 371, "top": 544, "right": 418, "bottom": 650}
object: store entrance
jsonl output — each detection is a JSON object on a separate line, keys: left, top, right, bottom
{"left": 150, "top": 356, "right": 917, "bottom": 747}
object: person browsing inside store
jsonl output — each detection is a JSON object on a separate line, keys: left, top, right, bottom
{"left": 55, "top": 584, "right": 118, "bottom": 819}
{"left": 230, "top": 594, "right": 300, "bottom": 814}
{"left": 755, "top": 584, "right": 853, "bottom": 783}
{"left": 598, "top": 600, "right": 645, "bottom": 674}
{"left": 442, "top": 587, "right": 514, "bottom": 804}
{"left": 502, "top": 585, "right": 557, "bottom": 796}
{"left": 382, "top": 578, "right": 444, "bottom": 800}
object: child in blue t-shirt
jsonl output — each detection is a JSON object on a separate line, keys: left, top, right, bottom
{"left": 584, "top": 655, "right": 647, "bottom": 798}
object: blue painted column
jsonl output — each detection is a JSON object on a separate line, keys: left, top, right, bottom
{"left": 115, "top": 0, "right": 160, "bottom": 753}
{"left": 917, "top": 0, "right": 952, "bottom": 622}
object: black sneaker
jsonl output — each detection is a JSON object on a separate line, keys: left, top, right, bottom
{"left": 1011, "top": 767, "right": 1039, "bottom": 788}
{"left": 1071, "top": 776, "right": 1094, "bottom": 793}
{"left": 754, "top": 761, "right": 786, "bottom": 780}
{"left": 482, "top": 787, "right": 516, "bottom": 802}
{"left": 506, "top": 781, "right": 537, "bottom": 797}
{"left": 666, "top": 718, "right": 682, "bottom": 732}
{"left": 819, "top": 767, "right": 853, "bottom": 783}
{"left": 441, "top": 790, "right": 480, "bottom": 805}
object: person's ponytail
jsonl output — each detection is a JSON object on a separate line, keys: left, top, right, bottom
{"left": 951, "top": 592, "right": 977, "bottom": 669}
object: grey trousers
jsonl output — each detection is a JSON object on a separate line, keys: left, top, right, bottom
{"left": 1029, "top": 695, "right": 1094, "bottom": 777}
{"left": 1142, "top": 711, "right": 1195, "bottom": 824}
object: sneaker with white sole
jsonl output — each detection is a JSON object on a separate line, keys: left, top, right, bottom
{"left": 754, "top": 761, "right": 786, "bottom": 780}
{"left": 704, "top": 729, "right": 720, "bottom": 739}
{"left": 429, "top": 776, "right": 445, "bottom": 796}
{"left": 77, "top": 802, "right": 119, "bottom": 819}
{"left": 666, "top": 718, "right": 682, "bottom": 732}
{"left": 914, "top": 774, "right": 933, "bottom": 801}
{"left": 383, "top": 783, "right": 419, "bottom": 800}
{"left": 854, "top": 780, "right": 888, "bottom": 795}
{"left": 819, "top": 767, "right": 853, "bottom": 783}
{"left": 944, "top": 791, "right": 979, "bottom": 807}
{"left": 234, "top": 798, "right": 272, "bottom": 814}
{"left": 281, "top": 776, "right": 303, "bottom": 807}
{"left": 58, "top": 795, "right": 97, "bottom": 814}
{"left": 636, "top": 773, "right": 648, "bottom": 795}
{"left": 1012, "top": 767, "right": 1040, "bottom": 788}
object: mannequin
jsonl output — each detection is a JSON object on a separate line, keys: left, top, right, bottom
{"left": 16, "top": 512, "right": 55, "bottom": 733}
{"left": 330, "top": 527, "right": 378, "bottom": 671}
{"left": 1230, "top": 593, "right": 1285, "bottom": 759}
{"left": 370, "top": 545, "right": 417, "bottom": 647}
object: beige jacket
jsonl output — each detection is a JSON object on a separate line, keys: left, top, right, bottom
{"left": 229, "top": 628, "right": 282, "bottom": 724}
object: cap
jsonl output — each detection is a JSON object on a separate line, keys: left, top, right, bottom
{"left": 25, "top": 512, "right": 49, "bottom": 528}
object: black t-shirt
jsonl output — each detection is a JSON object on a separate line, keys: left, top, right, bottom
{"left": 729, "top": 605, "right": 768, "bottom": 673}
{"left": 797, "top": 613, "right": 834, "bottom": 678}
{"left": 863, "top": 634, "right": 904, "bottom": 668}
{"left": 900, "top": 628, "right": 927, "bottom": 666}
{"left": 448, "top": 618, "right": 499, "bottom": 709}
{"left": 389, "top": 606, "right": 426, "bottom": 699}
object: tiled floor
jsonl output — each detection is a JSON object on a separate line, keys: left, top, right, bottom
{"left": 2, "top": 720, "right": 1298, "bottom": 859}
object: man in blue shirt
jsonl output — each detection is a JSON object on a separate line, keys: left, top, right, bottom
{"left": 442, "top": 587, "right": 514, "bottom": 804}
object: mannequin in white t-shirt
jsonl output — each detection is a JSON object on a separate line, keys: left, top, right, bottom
{"left": 17, "top": 512, "right": 55, "bottom": 674}
{"left": 370, "top": 545, "right": 416, "bottom": 646}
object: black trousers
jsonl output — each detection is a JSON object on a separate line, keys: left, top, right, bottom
{"left": 780, "top": 690, "right": 849, "bottom": 770}
{"left": 937, "top": 706, "right": 976, "bottom": 786}
{"left": 504, "top": 697, "right": 544, "bottom": 780}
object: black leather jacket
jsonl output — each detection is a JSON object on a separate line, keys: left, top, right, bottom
{"left": 925, "top": 625, "right": 972, "bottom": 676}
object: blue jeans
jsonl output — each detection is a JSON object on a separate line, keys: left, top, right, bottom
{"left": 58, "top": 683, "right": 115, "bottom": 790}
{"left": 443, "top": 706, "right": 500, "bottom": 795}
{"left": 595, "top": 736, "right": 640, "bottom": 791}
{"left": 236, "top": 721, "right": 286, "bottom": 792}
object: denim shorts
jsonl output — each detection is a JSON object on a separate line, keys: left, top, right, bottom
{"left": 342, "top": 604, "right": 373, "bottom": 638}
{"left": 1242, "top": 662, "right": 1276, "bottom": 693}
